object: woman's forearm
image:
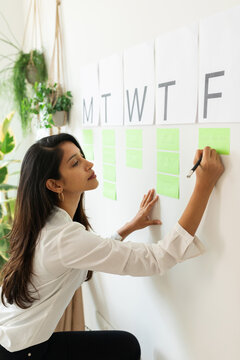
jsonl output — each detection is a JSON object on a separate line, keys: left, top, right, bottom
{"left": 178, "top": 147, "right": 224, "bottom": 236}
{"left": 117, "top": 221, "right": 135, "bottom": 241}
{"left": 178, "top": 184, "right": 213, "bottom": 236}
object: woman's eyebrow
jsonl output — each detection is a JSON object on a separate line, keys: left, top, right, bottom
{"left": 67, "top": 151, "right": 83, "bottom": 163}
{"left": 67, "top": 154, "right": 77, "bottom": 163}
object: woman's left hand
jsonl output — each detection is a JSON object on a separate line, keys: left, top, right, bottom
{"left": 130, "top": 189, "right": 162, "bottom": 231}
{"left": 117, "top": 189, "right": 162, "bottom": 240}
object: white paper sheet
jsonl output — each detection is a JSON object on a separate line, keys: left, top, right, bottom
{"left": 99, "top": 53, "right": 123, "bottom": 126}
{"left": 124, "top": 42, "right": 155, "bottom": 125}
{"left": 199, "top": 6, "right": 240, "bottom": 123}
{"left": 155, "top": 24, "right": 198, "bottom": 124}
{"left": 80, "top": 63, "right": 99, "bottom": 127}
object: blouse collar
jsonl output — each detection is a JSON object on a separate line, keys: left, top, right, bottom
{"left": 54, "top": 206, "right": 73, "bottom": 223}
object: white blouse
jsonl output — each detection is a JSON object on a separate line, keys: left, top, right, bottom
{"left": 0, "top": 206, "right": 204, "bottom": 352}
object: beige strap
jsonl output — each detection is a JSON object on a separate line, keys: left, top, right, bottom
{"left": 21, "top": 0, "right": 32, "bottom": 51}
{"left": 49, "top": 0, "right": 65, "bottom": 92}
{"left": 22, "top": 0, "right": 43, "bottom": 53}
{"left": 48, "top": 0, "right": 68, "bottom": 134}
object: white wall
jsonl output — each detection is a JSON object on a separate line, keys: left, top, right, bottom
{"left": 22, "top": 1, "right": 240, "bottom": 359}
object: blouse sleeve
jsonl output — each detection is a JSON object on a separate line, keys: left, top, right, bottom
{"left": 56, "top": 222, "right": 205, "bottom": 277}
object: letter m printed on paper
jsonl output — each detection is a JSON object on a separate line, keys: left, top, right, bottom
{"left": 83, "top": 97, "right": 93, "bottom": 124}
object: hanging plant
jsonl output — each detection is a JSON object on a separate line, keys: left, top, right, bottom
{"left": 24, "top": 82, "right": 72, "bottom": 129}
{"left": 0, "top": 1, "right": 48, "bottom": 134}
{"left": 12, "top": 0, "right": 48, "bottom": 133}
{"left": 13, "top": 50, "right": 47, "bottom": 132}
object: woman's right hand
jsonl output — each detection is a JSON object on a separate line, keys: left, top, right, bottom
{"left": 194, "top": 146, "right": 224, "bottom": 191}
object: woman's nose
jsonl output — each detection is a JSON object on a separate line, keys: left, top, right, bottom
{"left": 86, "top": 160, "right": 94, "bottom": 169}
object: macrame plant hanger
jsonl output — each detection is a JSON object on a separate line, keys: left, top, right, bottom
{"left": 49, "top": 0, "right": 66, "bottom": 135}
{"left": 22, "top": 0, "right": 43, "bottom": 82}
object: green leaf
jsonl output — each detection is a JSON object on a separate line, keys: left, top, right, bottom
{"left": 0, "top": 166, "right": 7, "bottom": 184}
{"left": 9, "top": 198, "right": 16, "bottom": 215}
{"left": 0, "top": 255, "right": 7, "bottom": 270}
{"left": 0, "top": 237, "right": 9, "bottom": 251}
{"left": 0, "top": 233, "right": 10, "bottom": 261}
{"left": 1, "top": 132, "right": 15, "bottom": 154}
{"left": 34, "top": 81, "right": 38, "bottom": 91}
{"left": 0, "top": 184, "right": 17, "bottom": 191}
{"left": 2, "top": 111, "right": 15, "bottom": 136}
{"left": 0, "top": 222, "right": 11, "bottom": 237}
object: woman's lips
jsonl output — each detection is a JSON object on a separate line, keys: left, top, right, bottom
{"left": 88, "top": 172, "right": 96, "bottom": 180}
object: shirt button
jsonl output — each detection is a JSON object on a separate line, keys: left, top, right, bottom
{"left": 28, "top": 353, "right": 32, "bottom": 357}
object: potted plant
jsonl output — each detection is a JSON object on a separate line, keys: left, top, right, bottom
{"left": 13, "top": 50, "right": 48, "bottom": 132}
{"left": 25, "top": 82, "right": 73, "bottom": 129}
{"left": 0, "top": 15, "right": 47, "bottom": 132}
{"left": 0, "top": 111, "right": 20, "bottom": 271}
{"left": 0, "top": 9, "right": 48, "bottom": 133}
{"left": 52, "top": 87, "right": 73, "bottom": 127}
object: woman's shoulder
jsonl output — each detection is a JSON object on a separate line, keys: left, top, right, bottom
{"left": 38, "top": 207, "right": 86, "bottom": 248}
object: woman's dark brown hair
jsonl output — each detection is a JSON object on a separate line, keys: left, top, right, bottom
{"left": 1, "top": 133, "right": 93, "bottom": 309}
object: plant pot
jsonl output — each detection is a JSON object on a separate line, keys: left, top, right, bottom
{"left": 26, "top": 63, "right": 40, "bottom": 85}
{"left": 52, "top": 111, "right": 69, "bottom": 127}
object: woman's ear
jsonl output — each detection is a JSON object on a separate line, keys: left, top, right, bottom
{"left": 45, "top": 179, "right": 63, "bottom": 194}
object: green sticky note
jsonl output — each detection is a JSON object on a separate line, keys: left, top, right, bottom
{"left": 102, "top": 129, "right": 115, "bottom": 147}
{"left": 126, "top": 129, "right": 142, "bottom": 148}
{"left": 82, "top": 144, "right": 94, "bottom": 161}
{"left": 82, "top": 129, "right": 93, "bottom": 144}
{"left": 157, "top": 174, "right": 179, "bottom": 199}
{"left": 198, "top": 128, "right": 230, "bottom": 155}
{"left": 103, "top": 147, "right": 116, "bottom": 164}
{"left": 103, "top": 164, "right": 116, "bottom": 182}
{"left": 126, "top": 149, "right": 142, "bottom": 169}
{"left": 157, "top": 151, "right": 179, "bottom": 175}
{"left": 157, "top": 128, "right": 179, "bottom": 151}
{"left": 103, "top": 181, "right": 117, "bottom": 200}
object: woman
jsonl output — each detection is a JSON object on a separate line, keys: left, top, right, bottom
{"left": 0, "top": 133, "right": 224, "bottom": 359}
